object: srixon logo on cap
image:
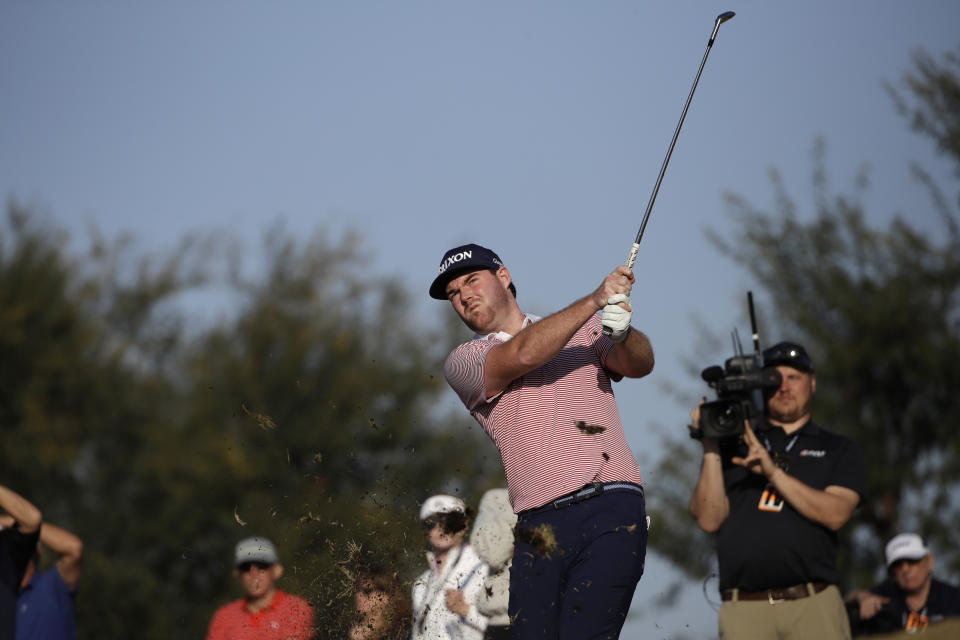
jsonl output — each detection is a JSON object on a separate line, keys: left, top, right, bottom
{"left": 438, "top": 250, "right": 473, "bottom": 274}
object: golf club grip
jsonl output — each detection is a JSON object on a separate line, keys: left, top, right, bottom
{"left": 625, "top": 243, "right": 640, "bottom": 269}
{"left": 602, "top": 242, "right": 642, "bottom": 337}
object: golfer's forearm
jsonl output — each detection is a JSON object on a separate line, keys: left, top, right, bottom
{"left": 485, "top": 296, "right": 597, "bottom": 390}
{"left": 608, "top": 328, "right": 654, "bottom": 378}
{"left": 511, "top": 296, "right": 598, "bottom": 365}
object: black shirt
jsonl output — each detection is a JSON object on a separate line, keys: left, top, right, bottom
{"left": 852, "top": 577, "right": 960, "bottom": 635}
{"left": 0, "top": 526, "right": 40, "bottom": 640}
{"left": 715, "top": 419, "right": 866, "bottom": 592}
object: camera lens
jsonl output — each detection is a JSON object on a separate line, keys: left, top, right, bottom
{"left": 700, "top": 400, "right": 745, "bottom": 439}
{"left": 716, "top": 405, "right": 738, "bottom": 430}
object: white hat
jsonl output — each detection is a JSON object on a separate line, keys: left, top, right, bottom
{"left": 234, "top": 536, "right": 279, "bottom": 566}
{"left": 885, "top": 533, "right": 929, "bottom": 568}
{"left": 419, "top": 494, "right": 466, "bottom": 520}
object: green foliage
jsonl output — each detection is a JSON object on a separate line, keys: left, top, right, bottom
{"left": 0, "top": 206, "right": 501, "bottom": 638}
{"left": 887, "top": 44, "right": 960, "bottom": 177}
{"left": 648, "top": 44, "right": 960, "bottom": 590}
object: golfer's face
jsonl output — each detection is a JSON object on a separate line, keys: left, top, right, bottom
{"left": 445, "top": 268, "right": 509, "bottom": 333}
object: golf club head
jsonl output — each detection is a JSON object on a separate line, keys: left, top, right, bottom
{"left": 716, "top": 11, "right": 736, "bottom": 25}
{"left": 709, "top": 11, "right": 736, "bottom": 44}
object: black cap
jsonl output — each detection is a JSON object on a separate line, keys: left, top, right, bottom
{"left": 762, "top": 341, "right": 814, "bottom": 373}
{"left": 429, "top": 243, "right": 505, "bottom": 300}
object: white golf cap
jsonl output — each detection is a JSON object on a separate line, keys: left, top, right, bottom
{"left": 234, "top": 536, "right": 279, "bottom": 566}
{"left": 885, "top": 533, "right": 929, "bottom": 568}
{"left": 419, "top": 494, "right": 466, "bottom": 520}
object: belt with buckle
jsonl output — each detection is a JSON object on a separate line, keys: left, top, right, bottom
{"left": 520, "top": 482, "right": 644, "bottom": 516}
{"left": 722, "top": 582, "right": 830, "bottom": 604}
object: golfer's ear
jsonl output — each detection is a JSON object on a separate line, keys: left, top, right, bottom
{"left": 496, "top": 266, "right": 512, "bottom": 288}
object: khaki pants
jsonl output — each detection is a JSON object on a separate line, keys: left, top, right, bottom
{"left": 718, "top": 584, "right": 852, "bottom": 640}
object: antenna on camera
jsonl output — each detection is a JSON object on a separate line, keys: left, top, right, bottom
{"left": 731, "top": 328, "right": 744, "bottom": 359}
{"left": 748, "top": 291, "right": 761, "bottom": 355}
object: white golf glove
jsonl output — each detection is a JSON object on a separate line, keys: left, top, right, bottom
{"left": 602, "top": 293, "right": 632, "bottom": 343}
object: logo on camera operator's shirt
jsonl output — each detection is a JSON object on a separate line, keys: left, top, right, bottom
{"left": 758, "top": 484, "right": 784, "bottom": 512}
{"left": 905, "top": 610, "right": 929, "bottom": 631}
{"left": 798, "top": 449, "right": 826, "bottom": 457}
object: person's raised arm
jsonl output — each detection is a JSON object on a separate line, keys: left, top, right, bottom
{"left": 732, "top": 423, "right": 859, "bottom": 530}
{"left": 597, "top": 289, "right": 654, "bottom": 379}
{"left": 687, "top": 402, "right": 730, "bottom": 532}
{"left": 0, "top": 485, "right": 42, "bottom": 534}
{"left": 483, "top": 266, "right": 634, "bottom": 396}
{"left": 604, "top": 325, "right": 654, "bottom": 379}
{"left": 845, "top": 589, "right": 890, "bottom": 621}
{"left": 39, "top": 522, "right": 84, "bottom": 590}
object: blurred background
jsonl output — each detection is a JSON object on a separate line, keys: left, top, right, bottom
{"left": 2, "top": 2, "right": 958, "bottom": 638}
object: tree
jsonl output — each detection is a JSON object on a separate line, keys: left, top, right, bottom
{"left": 0, "top": 201, "right": 210, "bottom": 636}
{"left": 0, "top": 207, "right": 502, "bottom": 638}
{"left": 156, "top": 223, "right": 502, "bottom": 637}
{"left": 647, "top": 43, "right": 960, "bottom": 590}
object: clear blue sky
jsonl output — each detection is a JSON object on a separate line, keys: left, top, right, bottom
{"left": 2, "top": 2, "right": 958, "bottom": 637}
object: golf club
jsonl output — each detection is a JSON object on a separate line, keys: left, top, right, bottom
{"left": 605, "top": 10, "right": 735, "bottom": 336}
{"left": 627, "top": 10, "right": 735, "bottom": 268}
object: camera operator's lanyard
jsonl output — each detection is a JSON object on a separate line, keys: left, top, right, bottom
{"left": 761, "top": 433, "right": 799, "bottom": 467}
{"left": 756, "top": 433, "right": 798, "bottom": 513}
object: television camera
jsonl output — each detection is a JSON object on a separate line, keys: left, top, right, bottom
{"left": 691, "top": 292, "right": 782, "bottom": 440}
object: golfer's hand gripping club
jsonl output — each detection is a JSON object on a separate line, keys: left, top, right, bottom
{"left": 602, "top": 293, "right": 632, "bottom": 343}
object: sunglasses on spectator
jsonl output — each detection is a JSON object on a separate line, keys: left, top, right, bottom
{"left": 421, "top": 512, "right": 466, "bottom": 533}
{"left": 237, "top": 561, "right": 273, "bottom": 573}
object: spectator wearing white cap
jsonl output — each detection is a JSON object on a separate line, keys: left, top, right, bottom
{"left": 845, "top": 533, "right": 960, "bottom": 634}
{"left": 412, "top": 495, "right": 489, "bottom": 640}
{"left": 206, "top": 536, "right": 314, "bottom": 640}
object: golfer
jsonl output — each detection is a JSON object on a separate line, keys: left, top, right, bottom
{"left": 430, "top": 243, "right": 654, "bottom": 639}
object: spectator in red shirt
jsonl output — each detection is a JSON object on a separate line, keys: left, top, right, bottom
{"left": 206, "top": 536, "right": 314, "bottom": 640}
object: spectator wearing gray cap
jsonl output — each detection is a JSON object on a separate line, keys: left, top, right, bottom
{"left": 846, "top": 533, "right": 960, "bottom": 635}
{"left": 206, "top": 536, "right": 314, "bottom": 640}
{"left": 689, "top": 340, "right": 867, "bottom": 639}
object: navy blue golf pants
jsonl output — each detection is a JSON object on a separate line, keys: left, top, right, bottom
{"left": 508, "top": 488, "right": 647, "bottom": 639}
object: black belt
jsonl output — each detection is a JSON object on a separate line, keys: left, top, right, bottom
{"left": 722, "top": 582, "right": 830, "bottom": 604}
{"left": 520, "top": 482, "right": 644, "bottom": 516}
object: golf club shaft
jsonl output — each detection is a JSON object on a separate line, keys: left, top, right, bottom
{"left": 623, "top": 10, "right": 735, "bottom": 270}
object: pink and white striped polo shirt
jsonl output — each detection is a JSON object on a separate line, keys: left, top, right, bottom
{"left": 444, "top": 313, "right": 643, "bottom": 513}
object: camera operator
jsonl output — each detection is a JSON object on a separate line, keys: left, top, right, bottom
{"left": 688, "top": 341, "right": 866, "bottom": 640}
